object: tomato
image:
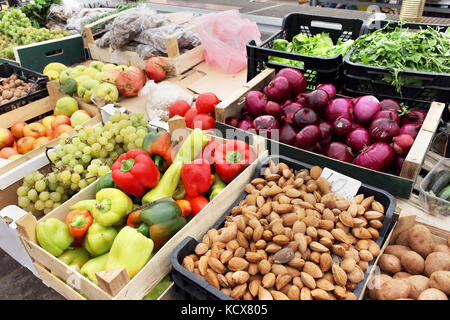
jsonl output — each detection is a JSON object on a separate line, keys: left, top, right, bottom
{"left": 184, "top": 108, "right": 199, "bottom": 129}
{"left": 195, "top": 92, "right": 220, "bottom": 114}
{"left": 169, "top": 100, "right": 191, "bottom": 118}
{"left": 193, "top": 113, "right": 215, "bottom": 130}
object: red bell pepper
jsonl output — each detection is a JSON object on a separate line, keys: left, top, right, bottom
{"left": 142, "top": 130, "right": 173, "bottom": 171}
{"left": 185, "top": 195, "right": 209, "bottom": 216}
{"left": 176, "top": 199, "right": 192, "bottom": 217}
{"left": 112, "top": 149, "right": 160, "bottom": 197}
{"left": 197, "top": 139, "right": 221, "bottom": 165}
{"left": 181, "top": 158, "right": 211, "bottom": 197}
{"left": 213, "top": 140, "right": 256, "bottom": 183}
{"left": 66, "top": 210, "right": 93, "bottom": 247}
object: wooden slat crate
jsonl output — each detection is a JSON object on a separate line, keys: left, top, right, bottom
{"left": 215, "top": 68, "right": 446, "bottom": 199}
{"left": 15, "top": 124, "right": 268, "bottom": 300}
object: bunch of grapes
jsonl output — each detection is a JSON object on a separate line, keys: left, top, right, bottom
{"left": 17, "top": 111, "right": 149, "bottom": 215}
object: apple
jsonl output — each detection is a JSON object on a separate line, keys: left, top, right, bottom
{"left": 16, "top": 136, "right": 36, "bottom": 154}
{"left": 93, "top": 82, "right": 119, "bottom": 104}
{"left": 45, "top": 127, "right": 53, "bottom": 138}
{"left": 83, "top": 67, "right": 100, "bottom": 79}
{"left": 89, "top": 61, "right": 105, "bottom": 71}
{"left": 77, "top": 79, "right": 100, "bottom": 103}
{"left": 0, "top": 147, "right": 18, "bottom": 159}
{"left": 11, "top": 121, "right": 26, "bottom": 139}
{"left": 74, "top": 75, "right": 91, "bottom": 88}
{"left": 53, "top": 124, "right": 73, "bottom": 138}
{"left": 24, "top": 123, "right": 46, "bottom": 138}
{"left": 102, "top": 69, "right": 121, "bottom": 84}
{"left": 44, "top": 70, "right": 60, "bottom": 81}
{"left": 74, "top": 65, "right": 87, "bottom": 72}
{"left": 8, "top": 154, "right": 22, "bottom": 161}
{"left": 70, "top": 110, "right": 92, "bottom": 126}
{"left": 101, "top": 64, "right": 117, "bottom": 72}
{"left": 116, "top": 65, "right": 128, "bottom": 72}
{"left": 59, "top": 68, "right": 74, "bottom": 85}
{"left": 42, "top": 116, "right": 55, "bottom": 129}
{"left": 0, "top": 128, "right": 14, "bottom": 149}
{"left": 51, "top": 115, "right": 71, "bottom": 130}
{"left": 69, "top": 69, "right": 84, "bottom": 80}
{"left": 43, "top": 62, "right": 67, "bottom": 74}
{"left": 128, "top": 66, "right": 146, "bottom": 84}
{"left": 95, "top": 72, "right": 105, "bottom": 82}
{"left": 55, "top": 97, "right": 79, "bottom": 117}
{"left": 32, "top": 136, "right": 51, "bottom": 149}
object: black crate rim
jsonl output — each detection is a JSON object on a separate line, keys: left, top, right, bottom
{"left": 171, "top": 154, "right": 396, "bottom": 300}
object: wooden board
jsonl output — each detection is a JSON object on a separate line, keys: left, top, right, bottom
{"left": 14, "top": 35, "right": 86, "bottom": 73}
{"left": 15, "top": 129, "right": 268, "bottom": 300}
{"left": 214, "top": 68, "right": 445, "bottom": 199}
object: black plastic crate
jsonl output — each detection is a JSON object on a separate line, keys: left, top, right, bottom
{"left": 171, "top": 155, "right": 397, "bottom": 300}
{"left": 343, "top": 20, "right": 450, "bottom": 112}
{"left": 0, "top": 63, "right": 49, "bottom": 115}
{"left": 246, "top": 13, "right": 365, "bottom": 89}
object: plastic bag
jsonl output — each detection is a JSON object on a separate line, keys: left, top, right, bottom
{"left": 194, "top": 10, "right": 261, "bottom": 73}
{"left": 140, "top": 80, "right": 194, "bottom": 121}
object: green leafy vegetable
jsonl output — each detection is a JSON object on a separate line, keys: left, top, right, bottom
{"left": 59, "top": 78, "right": 77, "bottom": 96}
{"left": 20, "top": 0, "right": 61, "bottom": 28}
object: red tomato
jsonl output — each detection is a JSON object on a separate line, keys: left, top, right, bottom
{"left": 169, "top": 100, "right": 191, "bottom": 118}
{"left": 193, "top": 113, "right": 215, "bottom": 130}
{"left": 195, "top": 92, "right": 219, "bottom": 114}
{"left": 184, "top": 108, "right": 199, "bottom": 129}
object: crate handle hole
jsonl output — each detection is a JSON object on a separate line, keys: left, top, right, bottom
{"left": 45, "top": 49, "right": 63, "bottom": 57}
{"left": 310, "top": 21, "right": 342, "bottom": 31}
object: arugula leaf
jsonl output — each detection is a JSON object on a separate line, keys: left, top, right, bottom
{"left": 59, "top": 78, "right": 77, "bottom": 96}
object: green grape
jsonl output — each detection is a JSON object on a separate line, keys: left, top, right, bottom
{"left": 85, "top": 126, "right": 94, "bottom": 135}
{"left": 39, "top": 191, "right": 50, "bottom": 201}
{"left": 27, "top": 189, "right": 38, "bottom": 201}
{"left": 71, "top": 137, "right": 81, "bottom": 146}
{"left": 136, "top": 128, "right": 147, "bottom": 138}
{"left": 24, "top": 174, "right": 35, "bottom": 185}
{"left": 61, "top": 154, "right": 71, "bottom": 165}
{"left": 81, "top": 154, "right": 91, "bottom": 163}
{"left": 53, "top": 202, "right": 62, "bottom": 209}
{"left": 83, "top": 146, "right": 92, "bottom": 155}
{"left": 48, "top": 173, "right": 58, "bottom": 184}
{"left": 34, "top": 180, "right": 46, "bottom": 192}
{"left": 78, "top": 130, "right": 88, "bottom": 141}
{"left": 34, "top": 172, "right": 44, "bottom": 181}
{"left": 88, "top": 164, "right": 99, "bottom": 174}
{"left": 60, "top": 170, "right": 71, "bottom": 182}
{"left": 78, "top": 179, "right": 88, "bottom": 189}
{"left": 115, "top": 135, "right": 124, "bottom": 143}
{"left": 64, "top": 144, "right": 77, "bottom": 154}
{"left": 18, "top": 196, "right": 30, "bottom": 208}
{"left": 91, "top": 143, "right": 101, "bottom": 152}
{"left": 34, "top": 200, "right": 45, "bottom": 211}
{"left": 127, "top": 143, "right": 136, "bottom": 150}
{"left": 104, "top": 121, "right": 113, "bottom": 130}
{"left": 60, "top": 133, "right": 70, "bottom": 142}
{"left": 17, "top": 186, "right": 30, "bottom": 197}
{"left": 98, "top": 165, "right": 110, "bottom": 177}
{"left": 125, "top": 126, "right": 136, "bottom": 135}
{"left": 50, "top": 192, "right": 61, "bottom": 202}
{"left": 71, "top": 183, "right": 79, "bottom": 191}
{"left": 43, "top": 208, "right": 52, "bottom": 215}
{"left": 135, "top": 138, "right": 144, "bottom": 148}
{"left": 48, "top": 151, "right": 58, "bottom": 163}
{"left": 74, "top": 164, "right": 84, "bottom": 174}
{"left": 48, "top": 183, "right": 58, "bottom": 191}
{"left": 119, "top": 119, "right": 129, "bottom": 129}
{"left": 55, "top": 160, "right": 64, "bottom": 168}
{"left": 75, "top": 151, "right": 83, "bottom": 159}
{"left": 94, "top": 126, "right": 103, "bottom": 136}
{"left": 99, "top": 149, "right": 108, "bottom": 158}
{"left": 120, "top": 113, "right": 129, "bottom": 121}
{"left": 98, "top": 136, "right": 108, "bottom": 145}
{"left": 71, "top": 173, "right": 81, "bottom": 184}
{"left": 69, "top": 159, "right": 79, "bottom": 168}
{"left": 44, "top": 199, "right": 54, "bottom": 208}
{"left": 91, "top": 159, "right": 102, "bottom": 166}
{"left": 56, "top": 186, "right": 65, "bottom": 194}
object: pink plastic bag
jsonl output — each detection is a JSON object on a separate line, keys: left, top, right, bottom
{"left": 194, "top": 10, "right": 261, "bottom": 74}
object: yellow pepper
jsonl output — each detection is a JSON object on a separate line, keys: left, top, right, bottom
{"left": 92, "top": 188, "right": 133, "bottom": 227}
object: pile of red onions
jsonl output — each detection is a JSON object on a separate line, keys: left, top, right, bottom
{"left": 224, "top": 68, "right": 425, "bottom": 175}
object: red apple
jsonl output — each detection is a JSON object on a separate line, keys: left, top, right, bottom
{"left": 0, "top": 147, "right": 18, "bottom": 159}
{"left": 127, "top": 66, "right": 146, "bottom": 84}
{"left": 53, "top": 124, "right": 73, "bottom": 138}
{"left": 45, "top": 127, "right": 53, "bottom": 138}
{"left": 32, "top": 136, "right": 51, "bottom": 149}
{"left": 24, "top": 123, "right": 46, "bottom": 139}
{"left": 51, "top": 115, "right": 71, "bottom": 131}
{"left": 11, "top": 121, "right": 27, "bottom": 139}
{"left": 0, "top": 128, "right": 15, "bottom": 149}
{"left": 42, "top": 116, "right": 55, "bottom": 129}
{"left": 16, "top": 136, "right": 36, "bottom": 154}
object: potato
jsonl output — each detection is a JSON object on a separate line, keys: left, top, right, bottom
{"left": 401, "top": 251, "right": 425, "bottom": 275}
{"left": 429, "top": 271, "right": 450, "bottom": 295}
{"left": 378, "top": 278, "right": 410, "bottom": 300}
{"left": 384, "top": 245, "right": 411, "bottom": 259}
{"left": 396, "top": 230, "right": 410, "bottom": 246}
{"left": 393, "top": 272, "right": 411, "bottom": 279}
{"left": 424, "top": 252, "right": 450, "bottom": 276}
{"left": 407, "top": 275, "right": 430, "bottom": 299}
{"left": 417, "top": 288, "right": 448, "bottom": 300}
{"left": 367, "top": 274, "right": 392, "bottom": 300}
{"left": 433, "top": 244, "right": 450, "bottom": 255}
{"left": 378, "top": 254, "right": 402, "bottom": 274}
{"left": 408, "top": 225, "right": 434, "bottom": 258}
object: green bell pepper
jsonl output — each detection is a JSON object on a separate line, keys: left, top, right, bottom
{"left": 84, "top": 222, "right": 117, "bottom": 256}
{"left": 95, "top": 171, "right": 117, "bottom": 194}
{"left": 105, "top": 226, "right": 154, "bottom": 279}
{"left": 57, "top": 248, "right": 89, "bottom": 271}
{"left": 80, "top": 253, "right": 108, "bottom": 285}
{"left": 36, "top": 218, "right": 74, "bottom": 256}
{"left": 92, "top": 188, "right": 134, "bottom": 227}
{"left": 209, "top": 173, "right": 227, "bottom": 201}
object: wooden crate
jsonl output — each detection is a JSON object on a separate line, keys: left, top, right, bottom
{"left": 215, "top": 68, "right": 446, "bottom": 199}
{"left": 359, "top": 212, "right": 450, "bottom": 299}
{"left": 15, "top": 127, "right": 268, "bottom": 300}
{"left": 83, "top": 11, "right": 204, "bottom": 76}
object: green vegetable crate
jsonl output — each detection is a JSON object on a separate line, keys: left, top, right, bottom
{"left": 343, "top": 20, "right": 450, "bottom": 118}
{"left": 246, "top": 13, "right": 365, "bottom": 88}
{"left": 215, "top": 68, "right": 446, "bottom": 199}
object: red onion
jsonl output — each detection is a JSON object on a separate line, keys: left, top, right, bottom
{"left": 333, "top": 116, "right": 353, "bottom": 138}
{"left": 353, "top": 142, "right": 395, "bottom": 171}
{"left": 281, "top": 99, "right": 293, "bottom": 109}
{"left": 380, "top": 99, "right": 401, "bottom": 112}
{"left": 399, "top": 123, "right": 420, "bottom": 139}
{"left": 354, "top": 95, "right": 380, "bottom": 124}
{"left": 401, "top": 109, "right": 427, "bottom": 126}
{"left": 275, "top": 68, "right": 306, "bottom": 96}
{"left": 305, "top": 89, "right": 329, "bottom": 111}
{"left": 263, "top": 76, "right": 290, "bottom": 102}
{"left": 282, "top": 102, "right": 303, "bottom": 125}
{"left": 265, "top": 101, "right": 283, "bottom": 118}
{"left": 317, "top": 84, "right": 336, "bottom": 100}
{"left": 325, "top": 98, "right": 353, "bottom": 122}
{"left": 279, "top": 123, "right": 298, "bottom": 146}
{"left": 392, "top": 134, "right": 414, "bottom": 156}
{"left": 324, "top": 142, "right": 354, "bottom": 163}
{"left": 295, "top": 125, "right": 321, "bottom": 150}
{"left": 395, "top": 155, "right": 405, "bottom": 175}
{"left": 318, "top": 121, "right": 333, "bottom": 146}
{"left": 237, "top": 119, "right": 253, "bottom": 131}
{"left": 369, "top": 117, "right": 399, "bottom": 142}
{"left": 346, "top": 128, "right": 371, "bottom": 152}
{"left": 226, "top": 116, "right": 239, "bottom": 127}
{"left": 314, "top": 142, "right": 324, "bottom": 153}
{"left": 293, "top": 108, "right": 318, "bottom": 129}
{"left": 372, "top": 109, "right": 400, "bottom": 125}
{"left": 245, "top": 91, "right": 267, "bottom": 117}
{"left": 253, "top": 115, "right": 279, "bottom": 139}
{"left": 295, "top": 93, "right": 307, "bottom": 106}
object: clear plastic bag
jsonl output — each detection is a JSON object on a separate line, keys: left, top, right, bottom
{"left": 194, "top": 10, "right": 261, "bottom": 73}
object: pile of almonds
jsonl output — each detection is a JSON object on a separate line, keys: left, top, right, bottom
{"left": 0, "top": 74, "right": 37, "bottom": 106}
{"left": 182, "top": 161, "right": 384, "bottom": 300}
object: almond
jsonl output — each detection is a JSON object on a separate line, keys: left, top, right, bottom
{"left": 300, "top": 287, "right": 312, "bottom": 300}
{"left": 339, "top": 211, "right": 354, "bottom": 227}
{"left": 361, "top": 196, "right": 374, "bottom": 210}
{"left": 368, "top": 241, "right": 380, "bottom": 257}
{"left": 270, "top": 290, "right": 290, "bottom": 300}
{"left": 287, "top": 285, "right": 300, "bottom": 300}
{"left": 258, "top": 259, "right": 271, "bottom": 275}
{"left": 198, "top": 256, "right": 209, "bottom": 276}
{"left": 310, "top": 251, "right": 321, "bottom": 264}
{"left": 205, "top": 269, "right": 220, "bottom": 289}
{"left": 311, "top": 288, "right": 329, "bottom": 300}
{"left": 319, "top": 253, "right": 332, "bottom": 272}
{"left": 207, "top": 229, "right": 219, "bottom": 243}
{"left": 272, "top": 247, "right": 294, "bottom": 264}
{"left": 195, "top": 243, "right": 209, "bottom": 256}
{"left": 252, "top": 226, "right": 264, "bottom": 242}
{"left": 306, "top": 226, "right": 318, "bottom": 239}
{"left": 286, "top": 188, "right": 301, "bottom": 198}
{"left": 303, "top": 261, "right": 323, "bottom": 278}
{"left": 364, "top": 210, "right": 384, "bottom": 220}
{"left": 318, "top": 219, "right": 334, "bottom": 231}
{"left": 282, "top": 213, "right": 298, "bottom": 227}
{"left": 217, "top": 273, "right": 230, "bottom": 288}
{"left": 371, "top": 201, "right": 384, "bottom": 213}
{"left": 317, "top": 177, "right": 331, "bottom": 194}
{"left": 345, "top": 292, "right": 357, "bottom": 300}
{"left": 271, "top": 220, "right": 284, "bottom": 235}
{"left": 292, "top": 221, "right": 307, "bottom": 234}
{"left": 258, "top": 287, "right": 274, "bottom": 300}
{"left": 319, "top": 237, "right": 333, "bottom": 248}
{"left": 275, "top": 273, "right": 292, "bottom": 291}
{"left": 265, "top": 243, "right": 282, "bottom": 253}
{"left": 300, "top": 272, "right": 316, "bottom": 289}
{"left": 303, "top": 215, "right": 319, "bottom": 228}
{"left": 228, "top": 257, "right": 249, "bottom": 271}
{"left": 262, "top": 273, "right": 276, "bottom": 288}
{"left": 260, "top": 202, "right": 272, "bottom": 216}
{"left": 249, "top": 279, "right": 261, "bottom": 297}
{"left": 367, "top": 227, "right": 379, "bottom": 239}
{"left": 182, "top": 256, "right": 195, "bottom": 272}
{"left": 220, "top": 250, "right": 233, "bottom": 264}
{"left": 226, "top": 240, "right": 239, "bottom": 252}
{"left": 304, "top": 193, "right": 317, "bottom": 206}
{"left": 317, "top": 278, "right": 335, "bottom": 291}
{"left": 271, "top": 264, "right": 288, "bottom": 276}
{"left": 272, "top": 234, "right": 290, "bottom": 246}
{"left": 232, "top": 271, "right": 250, "bottom": 285}
{"left": 332, "top": 264, "right": 347, "bottom": 286}
{"left": 369, "top": 219, "right": 383, "bottom": 229}
{"left": 359, "top": 249, "right": 374, "bottom": 262}
{"left": 256, "top": 196, "right": 265, "bottom": 208}
{"left": 310, "top": 241, "right": 329, "bottom": 253}
{"left": 295, "top": 233, "right": 308, "bottom": 253}
{"left": 352, "top": 227, "right": 372, "bottom": 240}
{"left": 234, "top": 247, "right": 245, "bottom": 258}
{"left": 267, "top": 185, "right": 282, "bottom": 196}
{"left": 244, "top": 251, "right": 261, "bottom": 263}
{"left": 333, "top": 286, "right": 347, "bottom": 299}
{"left": 288, "top": 257, "right": 305, "bottom": 268}
{"left": 331, "top": 228, "right": 351, "bottom": 245}
{"left": 347, "top": 266, "right": 364, "bottom": 284}
{"left": 340, "top": 258, "right": 356, "bottom": 273}
{"left": 331, "top": 244, "right": 347, "bottom": 257}
{"left": 230, "top": 283, "right": 247, "bottom": 300}
{"left": 248, "top": 263, "right": 259, "bottom": 275}
{"left": 255, "top": 239, "right": 267, "bottom": 249}
{"left": 208, "top": 257, "right": 225, "bottom": 274}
